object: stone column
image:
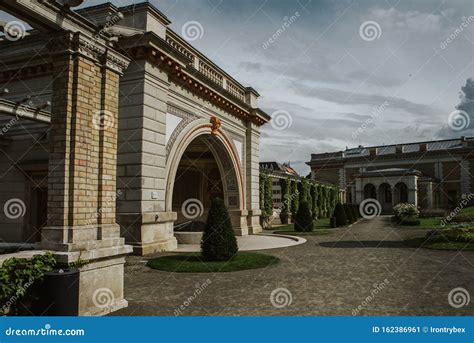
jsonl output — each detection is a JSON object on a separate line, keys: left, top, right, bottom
{"left": 41, "top": 32, "right": 132, "bottom": 316}
{"left": 355, "top": 178, "right": 363, "bottom": 203}
{"left": 116, "top": 58, "right": 178, "bottom": 255}
{"left": 245, "top": 120, "right": 262, "bottom": 234}
{"left": 407, "top": 176, "right": 418, "bottom": 207}
{"left": 426, "top": 182, "right": 433, "bottom": 209}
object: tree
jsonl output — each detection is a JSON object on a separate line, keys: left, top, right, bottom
{"left": 294, "top": 201, "right": 314, "bottom": 232}
{"left": 264, "top": 174, "right": 273, "bottom": 219}
{"left": 279, "top": 178, "right": 290, "bottom": 223}
{"left": 201, "top": 198, "right": 238, "bottom": 261}
{"left": 333, "top": 203, "right": 347, "bottom": 227}
{"left": 310, "top": 183, "right": 318, "bottom": 220}
{"left": 343, "top": 203, "right": 354, "bottom": 223}
{"left": 259, "top": 173, "right": 273, "bottom": 227}
{"left": 290, "top": 180, "right": 299, "bottom": 220}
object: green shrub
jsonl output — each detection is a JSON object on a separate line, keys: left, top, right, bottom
{"left": 352, "top": 204, "right": 360, "bottom": 219}
{"left": 294, "top": 201, "right": 314, "bottom": 232}
{"left": 343, "top": 203, "right": 354, "bottom": 223}
{"left": 0, "top": 252, "right": 57, "bottom": 315}
{"left": 333, "top": 203, "right": 347, "bottom": 227}
{"left": 201, "top": 198, "right": 238, "bottom": 261}
{"left": 393, "top": 203, "right": 419, "bottom": 218}
{"left": 398, "top": 216, "right": 421, "bottom": 226}
{"left": 426, "top": 226, "right": 474, "bottom": 243}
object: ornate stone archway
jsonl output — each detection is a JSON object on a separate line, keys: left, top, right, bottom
{"left": 165, "top": 119, "right": 248, "bottom": 235}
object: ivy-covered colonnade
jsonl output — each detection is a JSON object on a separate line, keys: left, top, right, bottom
{"left": 259, "top": 173, "right": 340, "bottom": 226}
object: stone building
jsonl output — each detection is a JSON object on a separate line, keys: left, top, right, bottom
{"left": 307, "top": 137, "right": 474, "bottom": 212}
{"left": 0, "top": 1, "right": 268, "bottom": 315}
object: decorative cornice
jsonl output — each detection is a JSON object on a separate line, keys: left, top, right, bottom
{"left": 118, "top": 33, "right": 268, "bottom": 126}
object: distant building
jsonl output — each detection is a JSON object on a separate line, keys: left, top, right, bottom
{"left": 307, "top": 137, "right": 474, "bottom": 211}
{"left": 260, "top": 162, "right": 300, "bottom": 208}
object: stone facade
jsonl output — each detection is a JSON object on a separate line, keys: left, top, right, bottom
{"left": 0, "top": 1, "right": 269, "bottom": 316}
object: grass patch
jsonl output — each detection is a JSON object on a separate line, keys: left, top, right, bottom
{"left": 392, "top": 216, "right": 452, "bottom": 229}
{"left": 403, "top": 237, "right": 474, "bottom": 251}
{"left": 147, "top": 252, "right": 280, "bottom": 273}
{"left": 276, "top": 230, "right": 331, "bottom": 236}
{"left": 273, "top": 219, "right": 332, "bottom": 235}
{"left": 459, "top": 206, "right": 474, "bottom": 216}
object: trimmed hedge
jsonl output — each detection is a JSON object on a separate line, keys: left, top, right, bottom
{"left": 343, "top": 203, "right": 354, "bottom": 223}
{"left": 201, "top": 198, "right": 238, "bottom": 261}
{"left": 294, "top": 201, "right": 314, "bottom": 232}
{"left": 333, "top": 203, "right": 347, "bottom": 227}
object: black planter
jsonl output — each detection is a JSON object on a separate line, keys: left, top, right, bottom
{"left": 38, "top": 268, "right": 80, "bottom": 316}
{"left": 330, "top": 216, "right": 337, "bottom": 228}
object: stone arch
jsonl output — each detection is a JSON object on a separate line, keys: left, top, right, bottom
{"left": 165, "top": 119, "right": 244, "bottom": 213}
{"left": 394, "top": 182, "right": 408, "bottom": 204}
{"left": 363, "top": 183, "right": 377, "bottom": 199}
{"left": 378, "top": 183, "right": 392, "bottom": 212}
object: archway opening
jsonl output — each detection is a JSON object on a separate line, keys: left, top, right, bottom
{"left": 394, "top": 182, "right": 408, "bottom": 205}
{"left": 378, "top": 183, "right": 392, "bottom": 212}
{"left": 172, "top": 136, "right": 225, "bottom": 231}
{"left": 364, "top": 183, "right": 377, "bottom": 199}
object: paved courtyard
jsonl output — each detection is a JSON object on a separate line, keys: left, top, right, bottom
{"left": 115, "top": 216, "right": 473, "bottom": 316}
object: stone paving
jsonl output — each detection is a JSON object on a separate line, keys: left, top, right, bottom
{"left": 114, "top": 216, "right": 474, "bottom": 316}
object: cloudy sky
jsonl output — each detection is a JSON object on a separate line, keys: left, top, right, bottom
{"left": 3, "top": 0, "right": 474, "bottom": 174}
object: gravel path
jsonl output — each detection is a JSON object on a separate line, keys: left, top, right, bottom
{"left": 114, "top": 216, "right": 473, "bottom": 316}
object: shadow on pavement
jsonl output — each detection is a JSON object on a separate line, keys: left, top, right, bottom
{"left": 318, "top": 240, "right": 405, "bottom": 249}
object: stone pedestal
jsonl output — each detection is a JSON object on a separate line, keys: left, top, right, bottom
{"left": 118, "top": 212, "right": 178, "bottom": 255}
{"left": 247, "top": 209, "right": 262, "bottom": 234}
{"left": 229, "top": 209, "right": 249, "bottom": 236}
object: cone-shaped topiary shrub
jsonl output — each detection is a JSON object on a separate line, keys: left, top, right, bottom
{"left": 343, "top": 203, "right": 354, "bottom": 223}
{"left": 333, "top": 203, "right": 348, "bottom": 227}
{"left": 201, "top": 198, "right": 238, "bottom": 261}
{"left": 353, "top": 204, "right": 360, "bottom": 219}
{"left": 294, "top": 201, "right": 314, "bottom": 232}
